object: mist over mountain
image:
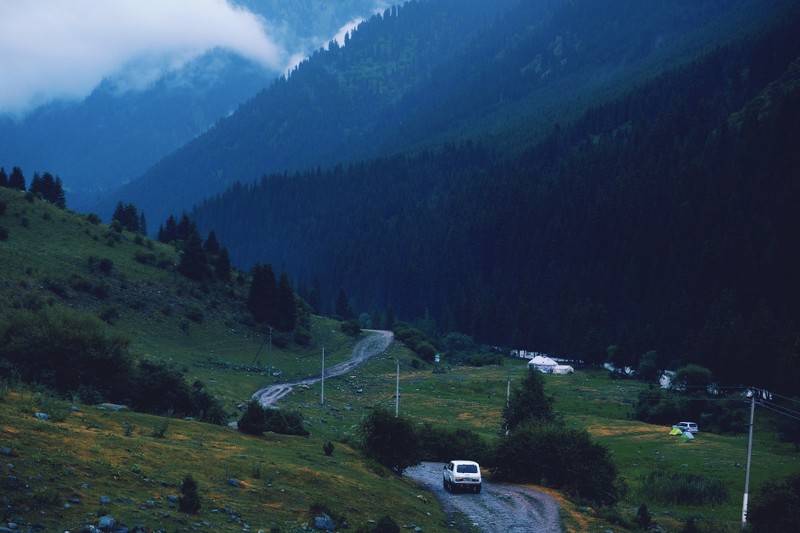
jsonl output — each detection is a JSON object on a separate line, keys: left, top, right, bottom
{"left": 0, "top": 0, "right": 384, "bottom": 212}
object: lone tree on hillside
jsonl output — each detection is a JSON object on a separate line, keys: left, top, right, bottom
{"left": 178, "top": 474, "right": 201, "bottom": 513}
{"left": 502, "top": 368, "right": 556, "bottom": 433}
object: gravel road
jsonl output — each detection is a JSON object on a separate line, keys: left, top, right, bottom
{"left": 405, "top": 462, "right": 562, "bottom": 533}
{"left": 251, "top": 329, "right": 393, "bottom": 407}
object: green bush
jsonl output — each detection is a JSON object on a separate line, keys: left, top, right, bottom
{"left": 238, "top": 400, "right": 309, "bottom": 436}
{"left": 0, "top": 226, "right": 7, "bottom": 241}
{"left": 178, "top": 474, "right": 201, "bottom": 513}
{"left": 636, "top": 470, "right": 728, "bottom": 505}
{"left": 359, "top": 407, "right": 421, "bottom": 475}
{"left": 493, "top": 421, "right": 624, "bottom": 506}
{"left": 323, "top": 441, "right": 335, "bottom": 456}
{"left": 340, "top": 319, "right": 361, "bottom": 336}
{"left": 742, "top": 473, "right": 800, "bottom": 532}
{"left": 416, "top": 423, "right": 491, "bottom": 465}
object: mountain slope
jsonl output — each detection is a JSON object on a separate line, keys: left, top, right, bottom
{"left": 108, "top": 0, "right": 792, "bottom": 227}
{"left": 190, "top": 11, "right": 800, "bottom": 394}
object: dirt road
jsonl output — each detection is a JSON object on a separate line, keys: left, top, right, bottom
{"left": 405, "top": 462, "right": 562, "bottom": 533}
{"left": 251, "top": 329, "right": 393, "bottom": 407}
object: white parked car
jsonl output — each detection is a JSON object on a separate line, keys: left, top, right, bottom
{"left": 675, "top": 421, "right": 699, "bottom": 433}
{"left": 443, "top": 460, "right": 482, "bottom": 493}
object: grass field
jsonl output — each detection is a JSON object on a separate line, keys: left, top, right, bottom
{"left": 3, "top": 188, "right": 799, "bottom": 532}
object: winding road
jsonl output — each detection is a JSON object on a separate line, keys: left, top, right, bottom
{"left": 405, "top": 462, "right": 562, "bottom": 533}
{"left": 251, "top": 329, "right": 394, "bottom": 407}
{"left": 250, "top": 330, "right": 561, "bottom": 531}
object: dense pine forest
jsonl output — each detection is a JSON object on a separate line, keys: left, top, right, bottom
{"left": 106, "top": 0, "right": 785, "bottom": 227}
{"left": 190, "top": 11, "right": 800, "bottom": 395}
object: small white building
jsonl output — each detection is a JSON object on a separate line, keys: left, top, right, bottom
{"left": 528, "top": 355, "right": 558, "bottom": 373}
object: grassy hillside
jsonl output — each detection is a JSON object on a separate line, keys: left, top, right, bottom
{"left": 2, "top": 187, "right": 800, "bottom": 532}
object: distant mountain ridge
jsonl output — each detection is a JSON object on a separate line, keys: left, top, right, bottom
{"left": 0, "top": 0, "right": 382, "bottom": 213}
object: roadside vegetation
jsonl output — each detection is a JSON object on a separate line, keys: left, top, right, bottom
{"left": 2, "top": 185, "right": 800, "bottom": 531}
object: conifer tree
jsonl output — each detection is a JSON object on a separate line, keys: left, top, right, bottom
{"left": 138, "top": 211, "right": 147, "bottom": 235}
{"left": 178, "top": 232, "right": 207, "bottom": 281}
{"left": 215, "top": 248, "right": 232, "bottom": 282}
{"left": 178, "top": 474, "right": 201, "bottom": 513}
{"left": 247, "top": 263, "right": 278, "bottom": 323}
{"left": 275, "top": 272, "right": 297, "bottom": 331}
{"left": 8, "top": 166, "right": 25, "bottom": 190}
{"left": 0, "top": 167, "right": 7, "bottom": 188}
{"left": 203, "top": 230, "right": 221, "bottom": 256}
{"left": 158, "top": 215, "right": 178, "bottom": 243}
{"left": 335, "top": 288, "right": 354, "bottom": 320}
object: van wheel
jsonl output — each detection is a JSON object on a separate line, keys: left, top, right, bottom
{"left": 475, "top": 484, "right": 481, "bottom": 494}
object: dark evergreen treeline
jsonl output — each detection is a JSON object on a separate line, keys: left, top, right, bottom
{"left": 107, "top": 0, "right": 787, "bottom": 229}
{"left": 193, "top": 19, "right": 800, "bottom": 394}
{"left": 0, "top": 166, "right": 66, "bottom": 208}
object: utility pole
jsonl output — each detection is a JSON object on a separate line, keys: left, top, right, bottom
{"left": 395, "top": 359, "right": 400, "bottom": 417}
{"left": 506, "top": 375, "right": 511, "bottom": 405}
{"left": 741, "top": 391, "right": 756, "bottom": 529}
{"left": 320, "top": 345, "right": 325, "bottom": 406}
{"left": 267, "top": 325, "right": 273, "bottom": 377}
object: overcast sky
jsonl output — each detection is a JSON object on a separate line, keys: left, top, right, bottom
{"left": 0, "top": 0, "right": 291, "bottom": 116}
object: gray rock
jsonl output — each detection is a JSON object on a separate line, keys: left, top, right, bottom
{"left": 100, "top": 495, "right": 112, "bottom": 504}
{"left": 97, "top": 515, "right": 116, "bottom": 530}
{"left": 228, "top": 477, "right": 243, "bottom": 488}
{"left": 314, "top": 513, "right": 335, "bottom": 531}
{"left": 166, "top": 494, "right": 179, "bottom": 503}
{"left": 34, "top": 412, "right": 50, "bottom": 420}
{"left": 0, "top": 447, "right": 17, "bottom": 457}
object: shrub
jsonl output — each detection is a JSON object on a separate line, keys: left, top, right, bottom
{"left": 151, "top": 417, "right": 170, "bottom": 438}
{"left": 0, "top": 226, "right": 7, "bottom": 241}
{"left": 340, "top": 319, "right": 361, "bottom": 336}
{"left": 744, "top": 472, "right": 800, "bottom": 532}
{"left": 178, "top": 474, "right": 201, "bottom": 513}
{"left": 417, "top": 423, "right": 491, "bottom": 465}
{"left": 323, "top": 441, "right": 335, "bottom": 456}
{"left": 356, "top": 516, "right": 400, "bottom": 533}
{"left": 493, "top": 421, "right": 624, "bottom": 506}
{"left": 86, "top": 213, "right": 101, "bottom": 225}
{"left": 359, "top": 407, "right": 421, "bottom": 475}
{"left": 636, "top": 503, "right": 652, "bottom": 529}
{"left": 636, "top": 470, "right": 728, "bottom": 505}
{"left": 134, "top": 251, "right": 157, "bottom": 266}
{"left": 238, "top": 400, "right": 268, "bottom": 436}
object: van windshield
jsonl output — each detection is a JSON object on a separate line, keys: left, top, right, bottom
{"left": 457, "top": 464, "right": 478, "bottom": 473}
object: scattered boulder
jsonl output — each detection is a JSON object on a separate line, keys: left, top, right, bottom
{"left": 34, "top": 412, "right": 50, "bottom": 421}
{"left": 166, "top": 494, "right": 179, "bottom": 503}
{"left": 0, "top": 448, "right": 17, "bottom": 457}
{"left": 97, "top": 403, "right": 128, "bottom": 411}
{"left": 97, "top": 515, "right": 116, "bottom": 531}
{"left": 228, "top": 478, "right": 243, "bottom": 488}
{"left": 314, "top": 513, "right": 336, "bottom": 531}
{"left": 100, "top": 495, "right": 112, "bottom": 504}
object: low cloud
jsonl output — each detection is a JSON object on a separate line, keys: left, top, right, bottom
{"left": 0, "top": 0, "right": 285, "bottom": 115}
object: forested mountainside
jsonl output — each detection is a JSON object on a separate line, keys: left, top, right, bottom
{"left": 105, "top": 0, "right": 786, "bottom": 228}
{"left": 0, "top": 0, "right": 379, "bottom": 213}
{"left": 192, "top": 17, "right": 800, "bottom": 394}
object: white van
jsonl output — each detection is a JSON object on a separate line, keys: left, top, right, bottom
{"left": 676, "top": 421, "right": 699, "bottom": 433}
{"left": 443, "top": 460, "right": 482, "bottom": 493}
